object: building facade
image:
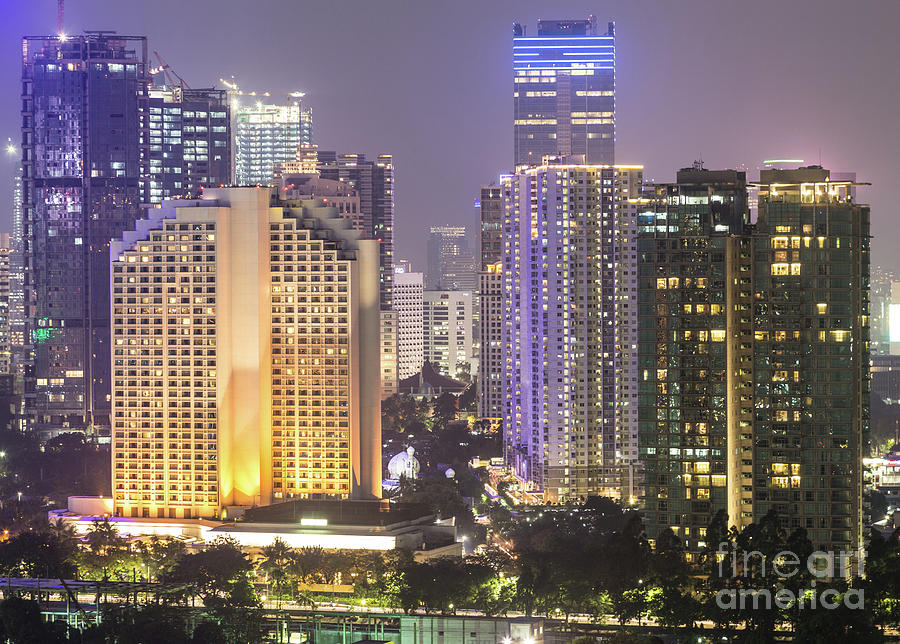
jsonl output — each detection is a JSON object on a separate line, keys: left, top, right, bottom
{"left": 502, "top": 161, "right": 641, "bottom": 502}
{"left": 394, "top": 271, "right": 424, "bottom": 380}
{"left": 638, "top": 166, "right": 868, "bottom": 555}
{"left": 637, "top": 168, "right": 749, "bottom": 549}
{"left": 110, "top": 187, "right": 382, "bottom": 520}
{"left": 423, "top": 290, "right": 474, "bottom": 380}
{"left": 513, "top": 17, "right": 615, "bottom": 167}
{"left": 477, "top": 264, "right": 503, "bottom": 422}
{"left": 234, "top": 96, "right": 311, "bottom": 186}
{"left": 427, "top": 226, "right": 476, "bottom": 291}
{"left": 147, "top": 87, "right": 231, "bottom": 204}
{"left": 316, "top": 151, "right": 396, "bottom": 397}
{"left": 22, "top": 33, "right": 149, "bottom": 437}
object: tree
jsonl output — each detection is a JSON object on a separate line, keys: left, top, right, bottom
{"left": 163, "top": 537, "right": 262, "bottom": 643}
{"left": 649, "top": 528, "right": 699, "bottom": 629}
{"left": 80, "top": 517, "right": 132, "bottom": 580}
{"left": 134, "top": 536, "right": 187, "bottom": 582}
{"left": 432, "top": 392, "right": 458, "bottom": 429}
{"left": 259, "top": 537, "right": 294, "bottom": 601}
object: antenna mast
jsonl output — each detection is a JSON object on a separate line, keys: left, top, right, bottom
{"left": 58, "top": 0, "right": 65, "bottom": 35}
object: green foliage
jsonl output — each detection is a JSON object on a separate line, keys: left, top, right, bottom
{"left": 0, "top": 525, "right": 78, "bottom": 578}
{"left": 79, "top": 517, "right": 134, "bottom": 580}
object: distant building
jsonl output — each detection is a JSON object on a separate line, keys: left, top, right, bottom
{"left": 234, "top": 95, "right": 312, "bottom": 186}
{"left": 280, "top": 150, "right": 397, "bottom": 397}
{"left": 423, "top": 290, "right": 474, "bottom": 380}
{"left": 147, "top": 87, "right": 231, "bottom": 203}
{"left": 394, "top": 271, "right": 424, "bottom": 380}
{"left": 22, "top": 33, "right": 150, "bottom": 438}
{"left": 502, "top": 160, "right": 641, "bottom": 503}
{"left": 872, "top": 355, "right": 900, "bottom": 404}
{"left": 479, "top": 185, "right": 504, "bottom": 268}
{"left": 477, "top": 264, "right": 503, "bottom": 423}
{"left": 512, "top": 17, "right": 615, "bottom": 166}
{"left": 869, "top": 266, "right": 895, "bottom": 356}
{"left": 398, "top": 362, "right": 469, "bottom": 398}
{"left": 426, "top": 226, "right": 476, "bottom": 291}
{"left": 110, "top": 187, "right": 382, "bottom": 520}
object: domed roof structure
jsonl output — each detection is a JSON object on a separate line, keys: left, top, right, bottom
{"left": 387, "top": 446, "right": 420, "bottom": 480}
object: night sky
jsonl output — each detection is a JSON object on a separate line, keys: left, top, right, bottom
{"left": 1, "top": 0, "right": 899, "bottom": 274}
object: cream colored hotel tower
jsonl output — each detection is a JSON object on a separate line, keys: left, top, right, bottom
{"left": 110, "top": 187, "right": 382, "bottom": 520}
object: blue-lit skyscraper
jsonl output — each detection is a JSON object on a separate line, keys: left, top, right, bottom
{"left": 22, "top": 33, "right": 149, "bottom": 438}
{"left": 512, "top": 16, "right": 615, "bottom": 166}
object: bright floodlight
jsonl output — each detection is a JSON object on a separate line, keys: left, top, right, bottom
{"left": 59, "top": 33, "right": 68, "bottom": 42}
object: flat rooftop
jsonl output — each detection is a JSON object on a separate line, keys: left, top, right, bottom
{"left": 241, "top": 499, "right": 436, "bottom": 527}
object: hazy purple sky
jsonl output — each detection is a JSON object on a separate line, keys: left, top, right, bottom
{"left": 2, "top": 0, "right": 899, "bottom": 273}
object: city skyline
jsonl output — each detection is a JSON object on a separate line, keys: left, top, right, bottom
{"left": 1, "top": 0, "right": 899, "bottom": 275}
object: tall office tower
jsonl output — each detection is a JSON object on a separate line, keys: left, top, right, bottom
{"left": 316, "top": 152, "right": 396, "bottom": 397}
{"left": 638, "top": 165, "right": 868, "bottom": 555}
{"left": 502, "top": 160, "right": 642, "bottom": 502}
{"left": 22, "top": 33, "right": 149, "bottom": 438}
{"left": 9, "top": 169, "right": 25, "bottom": 373}
{"left": 147, "top": 87, "right": 231, "bottom": 204}
{"left": 746, "top": 167, "right": 868, "bottom": 554}
{"left": 110, "top": 187, "right": 382, "bottom": 520}
{"left": 234, "top": 95, "right": 312, "bottom": 186}
{"left": 477, "top": 264, "right": 503, "bottom": 422}
{"left": 394, "top": 271, "right": 424, "bottom": 379}
{"left": 426, "top": 226, "right": 477, "bottom": 291}
{"left": 479, "top": 185, "right": 504, "bottom": 268}
{"left": 637, "top": 167, "right": 749, "bottom": 550}
{"left": 477, "top": 185, "right": 505, "bottom": 426}
{"left": 0, "top": 234, "right": 11, "bottom": 375}
{"left": 512, "top": 17, "right": 615, "bottom": 167}
{"left": 423, "top": 290, "right": 474, "bottom": 380}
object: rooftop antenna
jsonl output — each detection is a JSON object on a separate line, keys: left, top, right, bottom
{"left": 58, "top": 0, "right": 64, "bottom": 35}
{"left": 692, "top": 156, "right": 705, "bottom": 171}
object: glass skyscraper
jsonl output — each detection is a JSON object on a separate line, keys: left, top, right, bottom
{"left": 22, "top": 33, "right": 149, "bottom": 438}
{"left": 234, "top": 96, "right": 312, "bottom": 186}
{"left": 512, "top": 17, "right": 615, "bottom": 166}
{"left": 147, "top": 87, "right": 231, "bottom": 203}
{"left": 638, "top": 166, "right": 868, "bottom": 555}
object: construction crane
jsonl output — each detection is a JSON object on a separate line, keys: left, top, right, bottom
{"left": 150, "top": 51, "right": 190, "bottom": 89}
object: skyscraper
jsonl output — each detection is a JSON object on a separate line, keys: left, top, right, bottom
{"left": 426, "top": 226, "right": 476, "bottom": 291}
{"left": 637, "top": 167, "right": 749, "bottom": 550}
{"left": 477, "top": 263, "right": 503, "bottom": 423}
{"left": 638, "top": 165, "right": 868, "bottom": 554}
{"left": 22, "top": 33, "right": 149, "bottom": 438}
{"left": 147, "top": 87, "right": 231, "bottom": 203}
{"left": 315, "top": 151, "right": 397, "bottom": 397}
{"left": 512, "top": 17, "right": 615, "bottom": 167}
{"left": 423, "top": 290, "right": 474, "bottom": 380}
{"left": 478, "top": 185, "right": 504, "bottom": 268}
{"left": 394, "top": 270, "right": 424, "bottom": 380}
{"left": 477, "top": 184, "right": 505, "bottom": 426}
{"left": 502, "top": 159, "right": 641, "bottom": 502}
{"left": 748, "top": 167, "right": 868, "bottom": 553}
{"left": 234, "top": 95, "right": 312, "bottom": 186}
{"left": 110, "top": 187, "right": 382, "bottom": 519}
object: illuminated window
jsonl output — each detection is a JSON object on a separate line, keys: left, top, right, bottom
{"left": 710, "top": 329, "right": 726, "bottom": 342}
